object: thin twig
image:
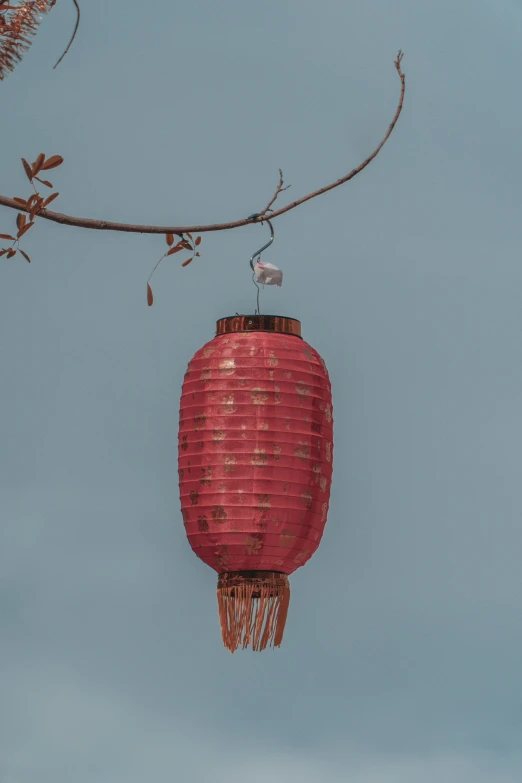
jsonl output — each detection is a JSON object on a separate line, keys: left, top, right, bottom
{"left": 53, "top": 0, "right": 79, "bottom": 69}
{"left": 260, "top": 169, "right": 291, "bottom": 217}
{"left": 0, "top": 52, "right": 405, "bottom": 236}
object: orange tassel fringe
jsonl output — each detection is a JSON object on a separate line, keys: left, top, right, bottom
{"left": 217, "top": 571, "right": 290, "bottom": 653}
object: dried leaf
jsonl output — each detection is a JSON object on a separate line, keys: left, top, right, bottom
{"left": 19, "top": 249, "right": 31, "bottom": 263}
{"left": 195, "top": 252, "right": 200, "bottom": 257}
{"left": 0, "top": 233, "right": 15, "bottom": 240}
{"left": 26, "top": 194, "right": 37, "bottom": 208}
{"left": 35, "top": 177, "right": 53, "bottom": 188}
{"left": 147, "top": 283, "right": 154, "bottom": 306}
{"left": 166, "top": 233, "right": 174, "bottom": 246}
{"left": 17, "top": 222, "right": 34, "bottom": 239}
{"left": 0, "top": 249, "right": 9, "bottom": 257}
{"left": 180, "top": 241, "right": 192, "bottom": 251}
{"left": 42, "top": 192, "right": 59, "bottom": 208}
{"left": 195, "top": 236, "right": 202, "bottom": 246}
{"left": 7, "top": 249, "right": 17, "bottom": 258}
{"left": 21, "top": 158, "right": 33, "bottom": 182}
{"left": 166, "top": 245, "right": 183, "bottom": 256}
{"left": 16, "top": 213, "right": 26, "bottom": 231}
{"left": 13, "top": 197, "right": 28, "bottom": 207}
{"left": 32, "top": 153, "right": 45, "bottom": 177}
{"left": 181, "top": 257, "right": 193, "bottom": 267}
{"left": 186, "top": 232, "right": 193, "bottom": 240}
{"left": 41, "top": 155, "right": 64, "bottom": 170}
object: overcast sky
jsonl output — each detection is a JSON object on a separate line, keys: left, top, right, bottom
{"left": 2, "top": 0, "right": 522, "bottom": 780}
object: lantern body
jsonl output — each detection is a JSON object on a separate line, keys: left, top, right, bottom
{"left": 178, "top": 315, "right": 333, "bottom": 650}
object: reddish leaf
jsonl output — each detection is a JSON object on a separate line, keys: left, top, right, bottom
{"left": 21, "top": 158, "right": 33, "bottom": 181}
{"left": 17, "top": 222, "right": 34, "bottom": 239}
{"left": 16, "top": 213, "right": 26, "bottom": 231}
{"left": 0, "top": 233, "right": 15, "bottom": 240}
{"left": 32, "top": 153, "right": 45, "bottom": 177}
{"left": 35, "top": 177, "right": 53, "bottom": 188}
{"left": 147, "top": 283, "right": 154, "bottom": 306}
{"left": 41, "top": 155, "right": 64, "bottom": 171}
{"left": 13, "top": 197, "right": 27, "bottom": 207}
{"left": 7, "top": 249, "right": 17, "bottom": 258}
{"left": 166, "top": 245, "right": 183, "bottom": 256}
{"left": 181, "top": 257, "right": 193, "bottom": 267}
{"left": 19, "top": 249, "right": 31, "bottom": 263}
{"left": 0, "top": 250, "right": 9, "bottom": 257}
{"left": 195, "top": 236, "right": 202, "bottom": 246}
{"left": 195, "top": 252, "right": 200, "bottom": 257}
{"left": 166, "top": 233, "right": 174, "bottom": 246}
{"left": 42, "top": 192, "right": 59, "bottom": 208}
{"left": 180, "top": 241, "right": 192, "bottom": 251}
{"left": 186, "top": 232, "right": 193, "bottom": 240}
{"left": 26, "top": 194, "right": 37, "bottom": 207}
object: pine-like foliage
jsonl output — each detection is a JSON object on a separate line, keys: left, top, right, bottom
{"left": 0, "top": 1, "right": 55, "bottom": 80}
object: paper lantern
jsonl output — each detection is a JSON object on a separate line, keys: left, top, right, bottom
{"left": 178, "top": 315, "right": 333, "bottom": 651}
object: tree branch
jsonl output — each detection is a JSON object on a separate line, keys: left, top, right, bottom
{"left": 53, "top": 0, "right": 80, "bottom": 69}
{"left": 0, "top": 52, "right": 405, "bottom": 235}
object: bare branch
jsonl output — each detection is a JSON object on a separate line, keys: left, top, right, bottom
{"left": 260, "top": 169, "right": 291, "bottom": 218}
{"left": 53, "top": 0, "right": 80, "bottom": 69}
{"left": 0, "top": 52, "right": 406, "bottom": 236}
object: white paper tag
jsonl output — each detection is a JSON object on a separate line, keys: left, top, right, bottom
{"left": 254, "top": 261, "right": 283, "bottom": 287}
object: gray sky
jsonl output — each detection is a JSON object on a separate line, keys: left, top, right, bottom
{"left": 2, "top": 0, "right": 522, "bottom": 780}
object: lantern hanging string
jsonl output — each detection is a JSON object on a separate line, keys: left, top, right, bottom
{"left": 248, "top": 215, "right": 274, "bottom": 315}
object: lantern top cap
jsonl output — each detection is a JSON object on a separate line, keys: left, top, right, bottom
{"left": 216, "top": 315, "right": 302, "bottom": 338}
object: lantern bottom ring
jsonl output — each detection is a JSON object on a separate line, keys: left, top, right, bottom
{"left": 217, "top": 571, "right": 290, "bottom": 653}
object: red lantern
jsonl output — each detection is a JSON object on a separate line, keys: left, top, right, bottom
{"left": 178, "top": 315, "right": 333, "bottom": 651}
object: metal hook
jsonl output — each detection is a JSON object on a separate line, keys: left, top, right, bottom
{"left": 247, "top": 215, "right": 274, "bottom": 315}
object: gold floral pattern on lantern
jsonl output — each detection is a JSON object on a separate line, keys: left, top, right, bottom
{"left": 200, "top": 467, "right": 212, "bottom": 486}
{"left": 273, "top": 444, "right": 282, "bottom": 462}
{"left": 180, "top": 435, "right": 188, "bottom": 451}
{"left": 212, "top": 505, "right": 228, "bottom": 523}
{"left": 214, "top": 544, "right": 231, "bottom": 570}
{"left": 294, "top": 442, "right": 310, "bottom": 460}
{"left": 190, "top": 490, "right": 199, "bottom": 506}
{"left": 251, "top": 387, "right": 268, "bottom": 406}
{"left": 213, "top": 430, "right": 226, "bottom": 442}
{"left": 221, "top": 394, "right": 236, "bottom": 414}
{"left": 257, "top": 494, "right": 271, "bottom": 510}
{"left": 203, "top": 347, "right": 215, "bottom": 358}
{"left": 320, "top": 476, "right": 328, "bottom": 492}
{"left": 321, "top": 502, "right": 328, "bottom": 523}
{"left": 218, "top": 483, "right": 227, "bottom": 493}
{"left": 300, "top": 489, "right": 313, "bottom": 509}
{"left": 223, "top": 455, "right": 236, "bottom": 473}
{"left": 244, "top": 535, "right": 263, "bottom": 555}
{"left": 194, "top": 414, "right": 207, "bottom": 431}
{"left": 200, "top": 368, "right": 212, "bottom": 383}
{"left": 296, "top": 383, "right": 310, "bottom": 404}
{"left": 294, "top": 551, "right": 309, "bottom": 564}
{"left": 280, "top": 530, "right": 296, "bottom": 547}
{"left": 219, "top": 359, "right": 236, "bottom": 376}
{"left": 326, "top": 442, "right": 332, "bottom": 462}
{"left": 303, "top": 347, "right": 314, "bottom": 361}
{"left": 198, "top": 515, "right": 209, "bottom": 533}
{"left": 267, "top": 352, "right": 279, "bottom": 367}
{"left": 250, "top": 449, "right": 268, "bottom": 467}
{"left": 325, "top": 403, "right": 332, "bottom": 423}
